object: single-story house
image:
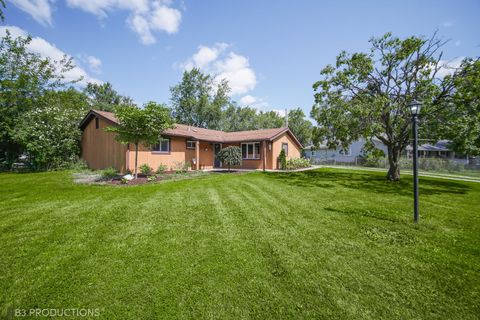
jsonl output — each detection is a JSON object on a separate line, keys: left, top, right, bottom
{"left": 80, "top": 110, "right": 302, "bottom": 173}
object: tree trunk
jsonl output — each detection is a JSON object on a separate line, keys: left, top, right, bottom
{"left": 387, "top": 145, "right": 401, "bottom": 181}
{"left": 134, "top": 143, "right": 138, "bottom": 179}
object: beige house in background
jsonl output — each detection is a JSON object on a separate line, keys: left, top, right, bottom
{"left": 80, "top": 110, "right": 302, "bottom": 173}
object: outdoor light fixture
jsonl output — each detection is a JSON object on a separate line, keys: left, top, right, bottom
{"left": 409, "top": 99, "right": 422, "bottom": 223}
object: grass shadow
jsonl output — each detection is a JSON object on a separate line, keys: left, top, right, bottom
{"left": 263, "top": 169, "right": 471, "bottom": 196}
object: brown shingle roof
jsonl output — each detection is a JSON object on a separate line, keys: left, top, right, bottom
{"left": 81, "top": 110, "right": 302, "bottom": 147}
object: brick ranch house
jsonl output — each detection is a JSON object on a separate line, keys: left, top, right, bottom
{"left": 80, "top": 110, "right": 302, "bottom": 173}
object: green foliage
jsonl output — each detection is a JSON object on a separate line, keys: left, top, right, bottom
{"left": 0, "top": 30, "right": 79, "bottom": 169}
{"left": 100, "top": 167, "right": 118, "bottom": 180}
{"left": 120, "top": 177, "right": 129, "bottom": 184}
{"left": 83, "top": 82, "right": 132, "bottom": 112}
{"left": 106, "top": 101, "right": 173, "bottom": 178}
{"left": 311, "top": 32, "right": 455, "bottom": 181}
{"left": 0, "top": 0, "right": 5, "bottom": 21}
{"left": 216, "top": 146, "right": 242, "bottom": 171}
{"left": 147, "top": 175, "right": 157, "bottom": 182}
{"left": 170, "top": 68, "right": 230, "bottom": 129}
{"left": 278, "top": 149, "right": 287, "bottom": 170}
{"left": 287, "top": 108, "right": 312, "bottom": 146}
{"left": 139, "top": 163, "right": 153, "bottom": 176}
{"left": 156, "top": 163, "right": 168, "bottom": 174}
{"left": 13, "top": 89, "right": 90, "bottom": 170}
{"left": 429, "top": 58, "right": 480, "bottom": 156}
{"left": 286, "top": 157, "right": 311, "bottom": 170}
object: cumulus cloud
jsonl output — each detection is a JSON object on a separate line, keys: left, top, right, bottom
{"left": 0, "top": 26, "right": 102, "bottom": 85}
{"left": 436, "top": 56, "right": 464, "bottom": 78}
{"left": 66, "top": 0, "right": 182, "bottom": 45}
{"left": 9, "top": 0, "right": 54, "bottom": 26}
{"left": 239, "top": 94, "right": 256, "bottom": 106}
{"left": 181, "top": 43, "right": 258, "bottom": 96}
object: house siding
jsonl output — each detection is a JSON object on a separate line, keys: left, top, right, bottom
{"left": 81, "top": 117, "right": 127, "bottom": 172}
{"left": 272, "top": 133, "right": 301, "bottom": 168}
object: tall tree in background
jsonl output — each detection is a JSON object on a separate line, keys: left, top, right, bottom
{"left": 287, "top": 108, "right": 312, "bottom": 146}
{"left": 311, "top": 32, "right": 454, "bottom": 181}
{"left": 106, "top": 102, "right": 173, "bottom": 179}
{"left": 170, "top": 68, "right": 230, "bottom": 129}
{"left": 256, "top": 111, "right": 284, "bottom": 129}
{"left": 0, "top": 31, "right": 78, "bottom": 168}
{"left": 220, "top": 103, "right": 258, "bottom": 131}
{"left": 84, "top": 82, "right": 132, "bottom": 112}
{"left": 429, "top": 58, "right": 480, "bottom": 158}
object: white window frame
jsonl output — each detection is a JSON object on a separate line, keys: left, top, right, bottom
{"left": 186, "top": 140, "right": 196, "bottom": 150}
{"left": 241, "top": 142, "right": 261, "bottom": 160}
{"left": 152, "top": 137, "right": 170, "bottom": 153}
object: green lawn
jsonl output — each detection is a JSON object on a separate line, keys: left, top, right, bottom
{"left": 1, "top": 169, "right": 479, "bottom": 319}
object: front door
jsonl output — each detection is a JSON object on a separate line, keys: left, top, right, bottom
{"left": 214, "top": 144, "right": 222, "bottom": 168}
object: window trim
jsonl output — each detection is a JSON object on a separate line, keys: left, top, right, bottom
{"left": 186, "top": 139, "right": 196, "bottom": 150}
{"left": 152, "top": 137, "right": 171, "bottom": 154}
{"left": 241, "top": 142, "right": 261, "bottom": 160}
{"left": 282, "top": 143, "right": 289, "bottom": 156}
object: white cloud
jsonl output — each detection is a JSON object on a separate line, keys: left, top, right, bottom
{"left": 272, "top": 109, "right": 286, "bottom": 117}
{"left": 436, "top": 57, "right": 464, "bottom": 78}
{"left": 442, "top": 21, "right": 454, "bottom": 28}
{"left": 239, "top": 94, "right": 256, "bottom": 105}
{"left": 9, "top": 0, "right": 54, "bottom": 26}
{"left": 181, "top": 43, "right": 258, "bottom": 96}
{"left": 66, "top": 0, "right": 182, "bottom": 45}
{"left": 0, "top": 26, "right": 102, "bottom": 85}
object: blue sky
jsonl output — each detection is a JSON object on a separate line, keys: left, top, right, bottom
{"left": 3, "top": 0, "right": 480, "bottom": 116}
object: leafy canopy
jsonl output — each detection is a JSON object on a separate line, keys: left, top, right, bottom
{"left": 216, "top": 146, "right": 242, "bottom": 170}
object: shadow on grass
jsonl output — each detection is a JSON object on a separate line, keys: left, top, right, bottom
{"left": 264, "top": 169, "right": 471, "bottom": 196}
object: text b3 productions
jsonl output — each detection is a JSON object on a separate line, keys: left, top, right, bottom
{"left": 8, "top": 308, "right": 100, "bottom": 318}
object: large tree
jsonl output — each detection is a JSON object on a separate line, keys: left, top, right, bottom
{"left": 220, "top": 103, "right": 258, "bottom": 132}
{"left": 428, "top": 58, "right": 480, "bottom": 158}
{"left": 170, "top": 68, "right": 230, "bottom": 129}
{"left": 106, "top": 102, "right": 173, "bottom": 179}
{"left": 14, "top": 89, "right": 90, "bottom": 170}
{"left": 287, "top": 108, "right": 312, "bottom": 146}
{"left": 84, "top": 82, "right": 132, "bottom": 112}
{"left": 311, "top": 32, "right": 454, "bottom": 181}
{"left": 0, "top": 30, "right": 77, "bottom": 168}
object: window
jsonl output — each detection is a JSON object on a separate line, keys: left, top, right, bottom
{"left": 339, "top": 147, "right": 351, "bottom": 156}
{"left": 95, "top": 117, "right": 99, "bottom": 129}
{"left": 282, "top": 143, "right": 288, "bottom": 156}
{"left": 152, "top": 137, "right": 170, "bottom": 153}
{"left": 241, "top": 142, "right": 261, "bottom": 159}
{"left": 186, "top": 140, "right": 196, "bottom": 149}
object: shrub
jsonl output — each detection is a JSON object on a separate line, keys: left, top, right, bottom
{"left": 278, "top": 149, "right": 287, "bottom": 170}
{"left": 156, "top": 163, "right": 168, "bottom": 174}
{"left": 120, "top": 177, "right": 129, "bottom": 184}
{"left": 139, "top": 163, "right": 153, "bottom": 176}
{"left": 172, "top": 161, "right": 189, "bottom": 173}
{"left": 216, "top": 146, "right": 242, "bottom": 172}
{"left": 100, "top": 167, "right": 118, "bottom": 180}
{"left": 69, "top": 159, "right": 89, "bottom": 171}
{"left": 147, "top": 175, "right": 157, "bottom": 182}
{"left": 286, "top": 157, "right": 311, "bottom": 170}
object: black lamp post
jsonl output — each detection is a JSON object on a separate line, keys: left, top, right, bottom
{"left": 409, "top": 100, "right": 421, "bottom": 223}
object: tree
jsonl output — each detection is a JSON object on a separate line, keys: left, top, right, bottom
{"left": 256, "top": 111, "right": 285, "bottom": 129}
{"left": 84, "top": 82, "right": 132, "bottom": 112}
{"left": 0, "top": 0, "right": 6, "bottom": 21}
{"left": 170, "top": 68, "right": 230, "bottom": 129}
{"left": 220, "top": 103, "right": 258, "bottom": 131}
{"left": 311, "top": 32, "right": 454, "bottom": 181}
{"left": 106, "top": 102, "right": 173, "bottom": 179}
{"left": 216, "top": 146, "right": 242, "bottom": 172}
{"left": 278, "top": 149, "right": 287, "bottom": 170}
{"left": 429, "top": 58, "right": 480, "bottom": 157}
{"left": 0, "top": 30, "right": 78, "bottom": 169}
{"left": 287, "top": 108, "right": 312, "bottom": 146}
{"left": 14, "top": 89, "right": 90, "bottom": 170}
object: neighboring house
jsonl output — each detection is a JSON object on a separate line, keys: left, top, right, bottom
{"left": 405, "top": 140, "right": 469, "bottom": 164}
{"left": 304, "top": 138, "right": 388, "bottom": 163}
{"left": 80, "top": 110, "right": 302, "bottom": 172}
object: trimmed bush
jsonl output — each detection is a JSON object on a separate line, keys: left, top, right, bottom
{"left": 156, "top": 163, "right": 168, "bottom": 174}
{"left": 216, "top": 146, "right": 242, "bottom": 172}
{"left": 100, "top": 167, "right": 118, "bottom": 180}
{"left": 286, "top": 157, "right": 311, "bottom": 170}
{"left": 139, "top": 164, "right": 153, "bottom": 176}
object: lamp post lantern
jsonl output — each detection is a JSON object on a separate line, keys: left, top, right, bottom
{"left": 409, "top": 100, "right": 421, "bottom": 223}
